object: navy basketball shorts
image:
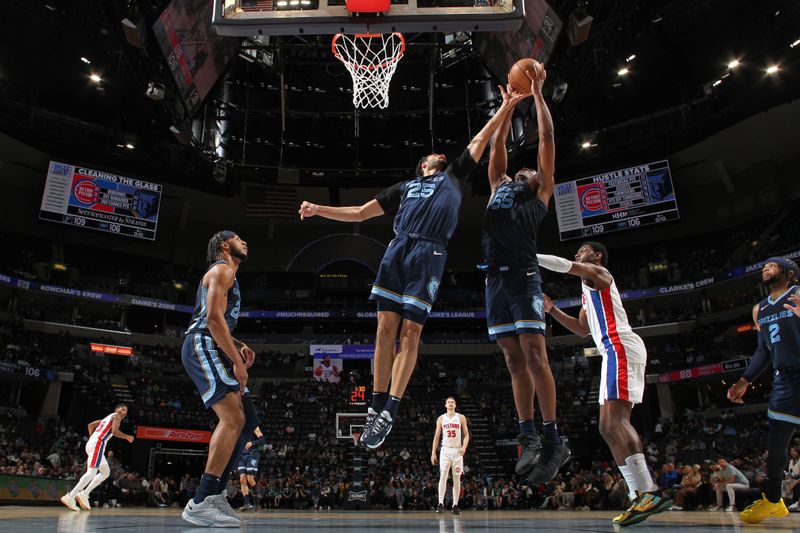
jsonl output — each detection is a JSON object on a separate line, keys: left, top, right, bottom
{"left": 369, "top": 235, "right": 447, "bottom": 325}
{"left": 768, "top": 368, "right": 800, "bottom": 426}
{"left": 182, "top": 331, "right": 241, "bottom": 408}
{"left": 485, "top": 267, "right": 546, "bottom": 341}
{"left": 237, "top": 452, "right": 251, "bottom": 473}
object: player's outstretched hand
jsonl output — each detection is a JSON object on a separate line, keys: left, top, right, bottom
{"left": 726, "top": 378, "right": 748, "bottom": 404}
{"left": 784, "top": 293, "right": 800, "bottom": 317}
{"left": 245, "top": 441, "right": 253, "bottom": 450}
{"left": 240, "top": 344, "right": 256, "bottom": 368}
{"left": 234, "top": 363, "right": 248, "bottom": 395}
{"left": 298, "top": 201, "right": 319, "bottom": 220}
{"left": 527, "top": 64, "right": 546, "bottom": 97}
{"left": 542, "top": 294, "right": 554, "bottom": 314}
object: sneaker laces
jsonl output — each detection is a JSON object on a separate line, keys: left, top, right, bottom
{"left": 371, "top": 412, "right": 392, "bottom": 436}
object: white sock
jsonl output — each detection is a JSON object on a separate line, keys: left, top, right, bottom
{"left": 625, "top": 453, "right": 658, "bottom": 494}
{"left": 618, "top": 464, "right": 638, "bottom": 500}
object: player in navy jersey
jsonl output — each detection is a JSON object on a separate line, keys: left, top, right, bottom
{"left": 482, "top": 64, "right": 568, "bottom": 484}
{"left": 728, "top": 256, "right": 800, "bottom": 523}
{"left": 238, "top": 426, "right": 266, "bottom": 511}
{"left": 298, "top": 91, "right": 528, "bottom": 449}
{"left": 181, "top": 231, "right": 261, "bottom": 528}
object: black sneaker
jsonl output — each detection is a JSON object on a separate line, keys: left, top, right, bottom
{"left": 358, "top": 408, "right": 379, "bottom": 447}
{"left": 514, "top": 433, "right": 542, "bottom": 475}
{"left": 526, "top": 440, "right": 571, "bottom": 485}
{"left": 362, "top": 410, "right": 393, "bottom": 449}
{"left": 435, "top": 503, "right": 444, "bottom": 513}
{"left": 451, "top": 504, "right": 461, "bottom": 515}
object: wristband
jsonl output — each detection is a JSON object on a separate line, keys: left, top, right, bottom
{"left": 537, "top": 254, "right": 573, "bottom": 274}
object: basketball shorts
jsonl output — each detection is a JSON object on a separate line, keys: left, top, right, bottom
{"left": 439, "top": 447, "right": 464, "bottom": 477}
{"left": 768, "top": 368, "right": 800, "bottom": 426}
{"left": 238, "top": 452, "right": 259, "bottom": 474}
{"left": 85, "top": 438, "right": 109, "bottom": 469}
{"left": 370, "top": 234, "right": 447, "bottom": 325}
{"left": 599, "top": 357, "right": 645, "bottom": 405}
{"left": 485, "top": 268, "right": 546, "bottom": 341}
{"left": 182, "top": 331, "right": 243, "bottom": 408}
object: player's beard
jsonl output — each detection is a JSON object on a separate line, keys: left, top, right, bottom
{"left": 428, "top": 159, "right": 447, "bottom": 174}
{"left": 762, "top": 271, "right": 784, "bottom": 289}
{"left": 231, "top": 246, "right": 248, "bottom": 263}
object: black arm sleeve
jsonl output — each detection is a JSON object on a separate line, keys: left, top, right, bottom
{"left": 374, "top": 182, "right": 403, "bottom": 215}
{"left": 742, "top": 330, "right": 772, "bottom": 382}
{"left": 445, "top": 149, "right": 478, "bottom": 182}
{"left": 251, "top": 436, "right": 266, "bottom": 447}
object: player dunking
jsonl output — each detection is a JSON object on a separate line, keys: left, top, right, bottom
{"left": 181, "top": 231, "right": 261, "bottom": 528}
{"left": 61, "top": 404, "right": 134, "bottom": 511}
{"left": 483, "top": 65, "right": 568, "bottom": 484}
{"left": 431, "top": 397, "right": 469, "bottom": 515}
{"left": 536, "top": 243, "right": 671, "bottom": 526}
{"left": 727, "top": 256, "right": 800, "bottom": 523}
{"left": 238, "top": 426, "right": 266, "bottom": 511}
{"left": 298, "top": 91, "right": 527, "bottom": 449}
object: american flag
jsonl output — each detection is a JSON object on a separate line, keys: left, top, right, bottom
{"left": 240, "top": 0, "right": 274, "bottom": 11}
{"left": 244, "top": 185, "right": 297, "bottom": 219}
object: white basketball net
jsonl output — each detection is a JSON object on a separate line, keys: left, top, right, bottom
{"left": 332, "top": 33, "right": 405, "bottom": 109}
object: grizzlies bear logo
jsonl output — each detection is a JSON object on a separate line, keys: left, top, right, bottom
{"left": 427, "top": 277, "right": 440, "bottom": 301}
{"left": 532, "top": 295, "right": 544, "bottom": 320}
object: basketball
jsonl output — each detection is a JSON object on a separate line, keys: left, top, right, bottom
{"left": 508, "top": 58, "right": 543, "bottom": 94}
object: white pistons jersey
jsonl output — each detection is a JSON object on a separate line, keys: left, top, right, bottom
{"left": 89, "top": 412, "right": 116, "bottom": 446}
{"left": 440, "top": 412, "right": 462, "bottom": 448}
{"left": 581, "top": 274, "right": 647, "bottom": 404}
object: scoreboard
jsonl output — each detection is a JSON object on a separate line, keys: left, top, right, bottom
{"left": 554, "top": 160, "right": 679, "bottom": 241}
{"left": 39, "top": 161, "right": 162, "bottom": 241}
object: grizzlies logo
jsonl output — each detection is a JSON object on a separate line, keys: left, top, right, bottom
{"left": 532, "top": 295, "right": 544, "bottom": 320}
{"left": 427, "top": 277, "right": 440, "bottom": 301}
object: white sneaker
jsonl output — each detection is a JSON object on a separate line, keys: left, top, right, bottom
{"left": 725, "top": 505, "right": 736, "bottom": 512}
{"left": 707, "top": 505, "right": 720, "bottom": 511}
{"left": 669, "top": 505, "right": 683, "bottom": 511}
{"left": 75, "top": 491, "right": 91, "bottom": 511}
{"left": 60, "top": 494, "right": 80, "bottom": 512}
{"left": 182, "top": 495, "right": 241, "bottom": 528}
{"left": 211, "top": 490, "right": 241, "bottom": 524}
{"left": 789, "top": 501, "right": 800, "bottom": 512}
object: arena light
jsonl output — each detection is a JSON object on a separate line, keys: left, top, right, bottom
{"left": 791, "top": 38, "right": 800, "bottom": 48}
{"left": 52, "top": 262, "right": 68, "bottom": 271}
{"left": 89, "top": 73, "right": 101, "bottom": 83}
{"left": 626, "top": 54, "right": 636, "bottom": 62}
{"left": 80, "top": 56, "right": 91, "bottom": 64}
{"left": 727, "top": 59, "right": 740, "bottom": 69}
{"left": 617, "top": 67, "right": 629, "bottom": 77}
{"left": 766, "top": 64, "right": 780, "bottom": 75}
{"left": 712, "top": 79, "right": 722, "bottom": 87}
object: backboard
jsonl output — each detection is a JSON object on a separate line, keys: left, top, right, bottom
{"left": 335, "top": 412, "right": 368, "bottom": 440}
{"left": 212, "top": 0, "right": 522, "bottom": 37}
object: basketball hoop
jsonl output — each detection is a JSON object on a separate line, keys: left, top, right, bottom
{"left": 332, "top": 32, "right": 405, "bottom": 109}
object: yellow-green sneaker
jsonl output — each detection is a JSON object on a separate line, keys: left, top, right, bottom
{"left": 614, "top": 491, "right": 672, "bottom": 527}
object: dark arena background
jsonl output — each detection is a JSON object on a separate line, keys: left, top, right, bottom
{"left": 1, "top": 0, "right": 800, "bottom": 531}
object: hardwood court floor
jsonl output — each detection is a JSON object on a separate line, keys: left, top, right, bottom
{"left": 0, "top": 507, "right": 798, "bottom": 532}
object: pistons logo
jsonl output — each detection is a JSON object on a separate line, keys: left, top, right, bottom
{"left": 454, "top": 466, "right": 462, "bottom": 475}
{"left": 73, "top": 180, "right": 100, "bottom": 205}
{"left": 580, "top": 186, "right": 604, "bottom": 212}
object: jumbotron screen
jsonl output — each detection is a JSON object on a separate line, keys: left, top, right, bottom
{"left": 553, "top": 159, "right": 679, "bottom": 241}
{"left": 38, "top": 161, "right": 162, "bottom": 241}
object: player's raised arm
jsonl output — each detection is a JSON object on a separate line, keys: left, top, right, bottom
{"left": 431, "top": 416, "right": 442, "bottom": 465}
{"left": 466, "top": 87, "right": 528, "bottom": 163}
{"left": 298, "top": 198, "right": 385, "bottom": 222}
{"left": 487, "top": 85, "right": 517, "bottom": 189}
{"left": 536, "top": 254, "right": 613, "bottom": 290}
{"left": 206, "top": 264, "right": 247, "bottom": 393}
{"left": 530, "top": 69, "right": 555, "bottom": 204}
